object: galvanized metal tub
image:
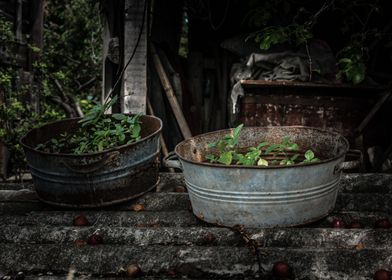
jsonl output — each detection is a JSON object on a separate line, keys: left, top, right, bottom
{"left": 21, "top": 115, "right": 162, "bottom": 208}
{"left": 164, "top": 126, "right": 354, "bottom": 228}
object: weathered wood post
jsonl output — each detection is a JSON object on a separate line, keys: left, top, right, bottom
{"left": 122, "top": 0, "right": 148, "bottom": 114}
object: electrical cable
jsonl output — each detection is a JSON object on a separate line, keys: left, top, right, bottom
{"left": 104, "top": 0, "right": 148, "bottom": 104}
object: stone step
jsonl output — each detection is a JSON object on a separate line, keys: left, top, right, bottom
{"left": 0, "top": 209, "right": 391, "bottom": 228}
{"left": 0, "top": 244, "right": 390, "bottom": 279}
{"left": 0, "top": 225, "right": 391, "bottom": 249}
{"left": 1, "top": 192, "right": 392, "bottom": 216}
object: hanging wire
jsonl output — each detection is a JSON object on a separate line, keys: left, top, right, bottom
{"left": 207, "top": 0, "right": 230, "bottom": 31}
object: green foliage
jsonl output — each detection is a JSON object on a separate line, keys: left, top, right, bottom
{"left": 250, "top": 24, "right": 313, "bottom": 50}
{"left": 43, "top": 0, "right": 103, "bottom": 102}
{"left": 0, "top": 0, "right": 102, "bottom": 177}
{"left": 244, "top": 0, "right": 385, "bottom": 85}
{"left": 0, "top": 72, "right": 66, "bottom": 174}
{"left": 207, "top": 124, "right": 244, "bottom": 165}
{"left": 35, "top": 97, "right": 143, "bottom": 154}
{"left": 264, "top": 137, "right": 299, "bottom": 154}
{"left": 303, "top": 150, "right": 320, "bottom": 163}
{"left": 244, "top": 1, "right": 276, "bottom": 28}
{"left": 205, "top": 125, "right": 319, "bottom": 166}
{"left": 0, "top": 15, "right": 14, "bottom": 42}
{"left": 336, "top": 42, "right": 366, "bottom": 85}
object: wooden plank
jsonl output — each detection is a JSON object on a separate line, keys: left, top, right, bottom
{"left": 122, "top": 0, "right": 147, "bottom": 114}
{"left": 101, "top": 1, "right": 123, "bottom": 111}
{"left": 150, "top": 43, "right": 192, "bottom": 139}
{"left": 186, "top": 52, "right": 203, "bottom": 132}
{"left": 146, "top": 98, "right": 175, "bottom": 173}
{"left": 240, "top": 79, "right": 386, "bottom": 90}
{"left": 28, "top": 0, "right": 44, "bottom": 113}
{"left": 15, "top": 0, "right": 22, "bottom": 41}
{"left": 355, "top": 89, "right": 392, "bottom": 135}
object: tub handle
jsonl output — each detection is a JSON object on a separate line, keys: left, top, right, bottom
{"left": 62, "top": 151, "right": 120, "bottom": 174}
{"left": 334, "top": 149, "right": 362, "bottom": 174}
{"left": 163, "top": 151, "right": 182, "bottom": 170}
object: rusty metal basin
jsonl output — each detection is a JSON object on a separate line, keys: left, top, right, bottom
{"left": 164, "top": 126, "right": 352, "bottom": 228}
{"left": 20, "top": 115, "right": 162, "bottom": 208}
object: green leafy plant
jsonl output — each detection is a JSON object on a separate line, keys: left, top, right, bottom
{"left": 35, "top": 97, "right": 142, "bottom": 154}
{"left": 302, "top": 150, "right": 320, "bottom": 163}
{"left": 0, "top": 1, "right": 103, "bottom": 178}
{"left": 249, "top": 24, "right": 313, "bottom": 51}
{"left": 336, "top": 41, "right": 366, "bottom": 85}
{"left": 205, "top": 124, "right": 320, "bottom": 166}
{"left": 244, "top": 0, "right": 386, "bottom": 85}
{"left": 206, "top": 124, "right": 244, "bottom": 165}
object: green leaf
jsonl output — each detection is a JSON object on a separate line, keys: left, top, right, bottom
{"left": 97, "top": 141, "right": 103, "bottom": 151}
{"left": 290, "top": 153, "right": 299, "bottom": 162}
{"left": 35, "top": 143, "right": 46, "bottom": 150}
{"left": 304, "top": 150, "right": 315, "bottom": 161}
{"left": 257, "top": 142, "right": 269, "bottom": 149}
{"left": 218, "top": 151, "right": 233, "bottom": 165}
{"left": 205, "top": 154, "right": 216, "bottom": 163}
{"left": 257, "top": 158, "right": 269, "bottom": 166}
{"left": 112, "top": 113, "right": 126, "bottom": 120}
{"left": 232, "top": 124, "right": 244, "bottom": 145}
{"left": 265, "top": 144, "right": 280, "bottom": 154}
{"left": 280, "top": 159, "right": 288, "bottom": 165}
{"left": 131, "top": 124, "right": 141, "bottom": 139}
{"left": 285, "top": 159, "right": 295, "bottom": 165}
{"left": 207, "top": 142, "right": 217, "bottom": 148}
{"left": 287, "top": 143, "right": 299, "bottom": 151}
{"left": 338, "top": 58, "right": 352, "bottom": 64}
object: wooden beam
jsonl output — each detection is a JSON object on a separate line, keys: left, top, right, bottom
{"left": 28, "top": 0, "right": 44, "bottom": 114}
{"left": 355, "top": 89, "right": 392, "bottom": 135}
{"left": 14, "top": 0, "right": 22, "bottom": 41}
{"left": 150, "top": 43, "right": 192, "bottom": 139}
{"left": 122, "top": 0, "right": 148, "bottom": 114}
{"left": 146, "top": 99, "right": 174, "bottom": 173}
{"left": 101, "top": 0, "right": 123, "bottom": 112}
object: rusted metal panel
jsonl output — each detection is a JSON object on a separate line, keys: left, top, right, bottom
{"left": 239, "top": 82, "right": 385, "bottom": 145}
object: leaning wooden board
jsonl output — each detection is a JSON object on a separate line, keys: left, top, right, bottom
{"left": 0, "top": 173, "right": 391, "bottom": 279}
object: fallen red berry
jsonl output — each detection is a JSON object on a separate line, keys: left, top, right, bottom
{"left": 126, "top": 264, "right": 141, "bottom": 277}
{"left": 347, "top": 220, "right": 362, "bottom": 229}
{"left": 131, "top": 204, "right": 145, "bottom": 212}
{"left": 373, "top": 269, "right": 391, "bottom": 280}
{"left": 73, "top": 214, "right": 90, "bottom": 226}
{"left": 375, "top": 219, "right": 391, "bottom": 229}
{"left": 204, "top": 233, "right": 216, "bottom": 243}
{"left": 330, "top": 218, "right": 345, "bottom": 228}
{"left": 174, "top": 186, "right": 187, "bottom": 193}
{"left": 87, "top": 233, "right": 103, "bottom": 245}
{"left": 74, "top": 239, "right": 87, "bottom": 246}
{"left": 272, "top": 261, "right": 292, "bottom": 278}
{"left": 166, "top": 269, "right": 176, "bottom": 277}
